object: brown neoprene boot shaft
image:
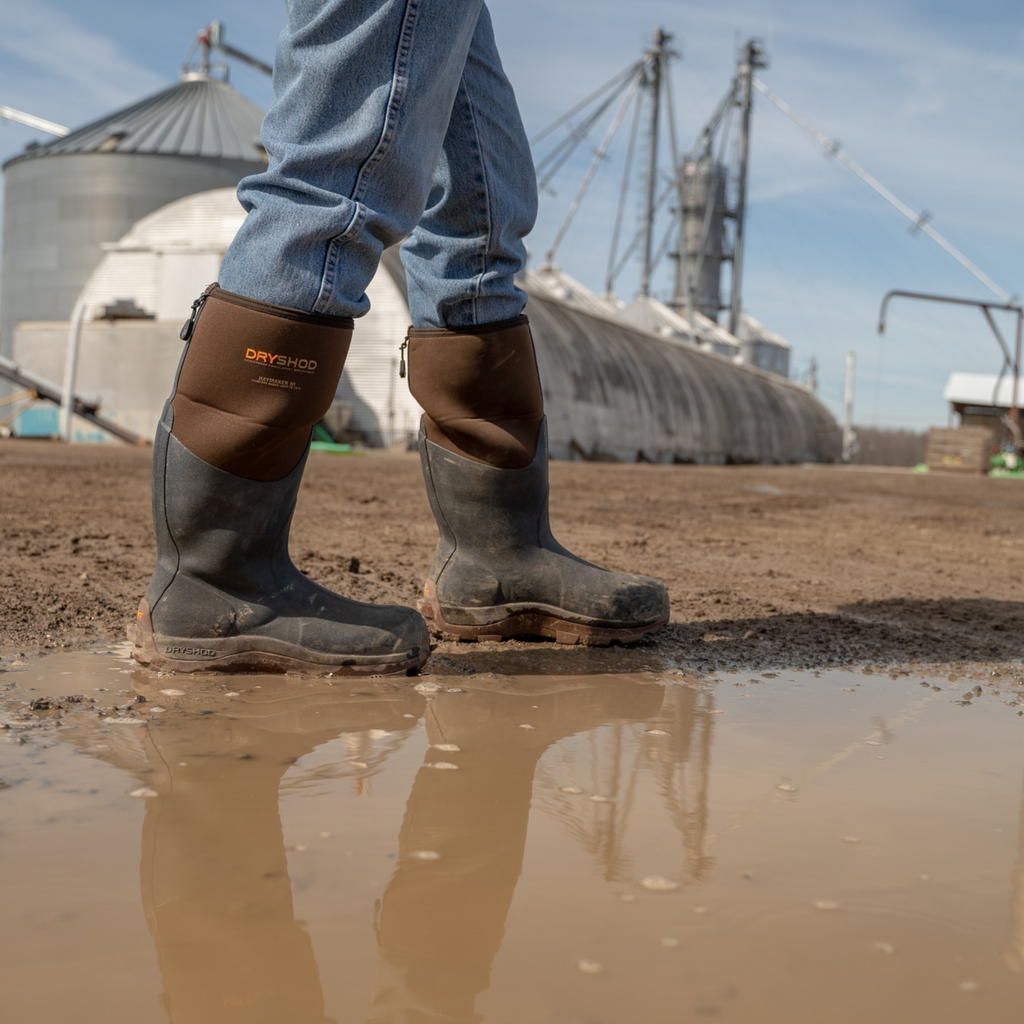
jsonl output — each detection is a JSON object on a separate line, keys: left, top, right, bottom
{"left": 170, "top": 286, "right": 352, "bottom": 482}
{"left": 405, "top": 316, "right": 544, "bottom": 469}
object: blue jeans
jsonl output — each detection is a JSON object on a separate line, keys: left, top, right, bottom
{"left": 218, "top": 0, "right": 537, "bottom": 329}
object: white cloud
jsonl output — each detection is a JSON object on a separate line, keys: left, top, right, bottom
{"left": 0, "top": 0, "right": 165, "bottom": 124}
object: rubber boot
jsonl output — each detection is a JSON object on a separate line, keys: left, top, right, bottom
{"left": 406, "top": 317, "right": 670, "bottom": 645}
{"left": 129, "top": 285, "right": 429, "bottom": 676}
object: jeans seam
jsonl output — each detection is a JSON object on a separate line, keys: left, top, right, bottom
{"left": 314, "top": 204, "right": 367, "bottom": 314}
{"left": 351, "top": 0, "right": 420, "bottom": 208}
{"left": 314, "top": 0, "right": 419, "bottom": 314}
{"left": 459, "top": 76, "right": 492, "bottom": 324}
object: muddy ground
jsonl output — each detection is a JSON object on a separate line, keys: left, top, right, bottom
{"left": 2, "top": 438, "right": 1022, "bottom": 676}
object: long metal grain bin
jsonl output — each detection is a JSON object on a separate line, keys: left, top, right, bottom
{"left": 524, "top": 282, "right": 839, "bottom": 464}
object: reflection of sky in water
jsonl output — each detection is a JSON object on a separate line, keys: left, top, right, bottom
{"left": 1, "top": 653, "right": 1023, "bottom": 1023}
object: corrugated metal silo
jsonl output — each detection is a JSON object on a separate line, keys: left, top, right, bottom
{"left": 1, "top": 73, "right": 267, "bottom": 360}
{"left": 680, "top": 158, "right": 728, "bottom": 322}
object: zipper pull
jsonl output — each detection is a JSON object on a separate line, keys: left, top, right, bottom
{"left": 179, "top": 288, "right": 213, "bottom": 341}
{"left": 398, "top": 337, "right": 409, "bottom": 379}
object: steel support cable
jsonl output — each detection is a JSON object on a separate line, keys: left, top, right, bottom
{"left": 606, "top": 172, "right": 679, "bottom": 288}
{"left": 623, "top": 154, "right": 706, "bottom": 299}
{"left": 606, "top": 85, "right": 646, "bottom": 295}
{"left": 662, "top": 59, "right": 680, "bottom": 172}
{"left": 546, "top": 75, "right": 643, "bottom": 263}
{"left": 634, "top": 49, "right": 675, "bottom": 294}
{"left": 651, "top": 191, "right": 676, "bottom": 269}
{"left": 652, "top": 182, "right": 684, "bottom": 281}
{"left": 651, "top": 64, "right": 691, "bottom": 284}
{"left": 683, "top": 79, "right": 738, "bottom": 165}
{"left": 535, "top": 76, "right": 639, "bottom": 191}
{"left": 530, "top": 59, "right": 646, "bottom": 146}
{"left": 753, "top": 78, "right": 1015, "bottom": 305}
{"left": 660, "top": 57, "right": 685, "bottom": 305}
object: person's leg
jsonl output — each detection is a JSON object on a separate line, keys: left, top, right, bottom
{"left": 220, "top": 0, "right": 489, "bottom": 319}
{"left": 398, "top": 3, "right": 535, "bottom": 329}
{"left": 403, "top": 10, "right": 670, "bottom": 645}
{"left": 132, "top": 0, "right": 497, "bottom": 674}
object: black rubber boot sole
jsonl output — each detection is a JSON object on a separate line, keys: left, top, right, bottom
{"left": 131, "top": 601, "right": 428, "bottom": 676}
{"left": 418, "top": 579, "right": 669, "bottom": 646}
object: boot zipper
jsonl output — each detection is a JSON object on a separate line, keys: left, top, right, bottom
{"left": 399, "top": 336, "right": 409, "bottom": 379}
{"left": 179, "top": 285, "right": 216, "bottom": 341}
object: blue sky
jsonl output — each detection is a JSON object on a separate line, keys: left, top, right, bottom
{"left": 2, "top": 0, "right": 1022, "bottom": 429}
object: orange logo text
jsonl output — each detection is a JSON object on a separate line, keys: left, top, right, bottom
{"left": 244, "top": 348, "right": 318, "bottom": 371}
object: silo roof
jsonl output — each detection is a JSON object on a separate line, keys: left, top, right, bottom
{"left": 6, "top": 76, "right": 266, "bottom": 167}
{"left": 524, "top": 264, "right": 625, "bottom": 319}
{"left": 619, "top": 294, "right": 693, "bottom": 340}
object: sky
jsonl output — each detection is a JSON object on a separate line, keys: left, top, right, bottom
{"left": 1, "top": 0, "right": 1022, "bottom": 430}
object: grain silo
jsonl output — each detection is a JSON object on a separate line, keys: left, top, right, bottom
{"left": 0, "top": 70, "right": 267, "bottom": 361}
{"left": 678, "top": 158, "right": 729, "bottom": 323}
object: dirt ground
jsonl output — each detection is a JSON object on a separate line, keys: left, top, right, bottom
{"left": 2, "top": 438, "right": 1022, "bottom": 676}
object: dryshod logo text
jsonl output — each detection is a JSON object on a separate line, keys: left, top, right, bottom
{"left": 244, "top": 348, "right": 318, "bottom": 373}
{"left": 164, "top": 645, "right": 218, "bottom": 658}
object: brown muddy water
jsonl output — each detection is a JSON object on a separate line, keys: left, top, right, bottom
{"left": 2, "top": 650, "right": 1024, "bottom": 1023}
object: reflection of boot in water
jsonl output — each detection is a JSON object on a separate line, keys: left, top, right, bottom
{"left": 142, "top": 736, "right": 332, "bottom": 1024}
{"left": 367, "top": 676, "right": 664, "bottom": 1024}
{"left": 126, "top": 678, "right": 425, "bottom": 1024}
{"left": 1004, "top": 764, "right": 1024, "bottom": 972}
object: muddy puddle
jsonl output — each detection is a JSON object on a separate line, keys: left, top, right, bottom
{"left": 2, "top": 650, "right": 1024, "bottom": 1023}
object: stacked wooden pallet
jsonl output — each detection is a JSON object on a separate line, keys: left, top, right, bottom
{"left": 925, "top": 426, "right": 992, "bottom": 473}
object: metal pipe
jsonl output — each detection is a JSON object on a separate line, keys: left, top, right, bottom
{"left": 730, "top": 40, "right": 767, "bottom": 337}
{"left": 878, "top": 289, "right": 1024, "bottom": 447}
{"left": 0, "top": 356, "right": 145, "bottom": 445}
{"left": 206, "top": 22, "right": 273, "bottom": 77}
{"left": 756, "top": 79, "right": 1015, "bottom": 306}
{"left": 878, "top": 290, "right": 1022, "bottom": 332}
{"left": 530, "top": 61, "right": 643, "bottom": 147}
{"left": 842, "top": 350, "right": 856, "bottom": 463}
{"left": 1014, "top": 313, "right": 1022, "bottom": 429}
{"left": 606, "top": 86, "right": 644, "bottom": 296}
{"left": 639, "top": 28, "right": 667, "bottom": 298}
{"left": 0, "top": 105, "right": 68, "bottom": 137}
{"left": 546, "top": 76, "right": 642, "bottom": 264}
{"left": 60, "top": 296, "right": 87, "bottom": 441}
